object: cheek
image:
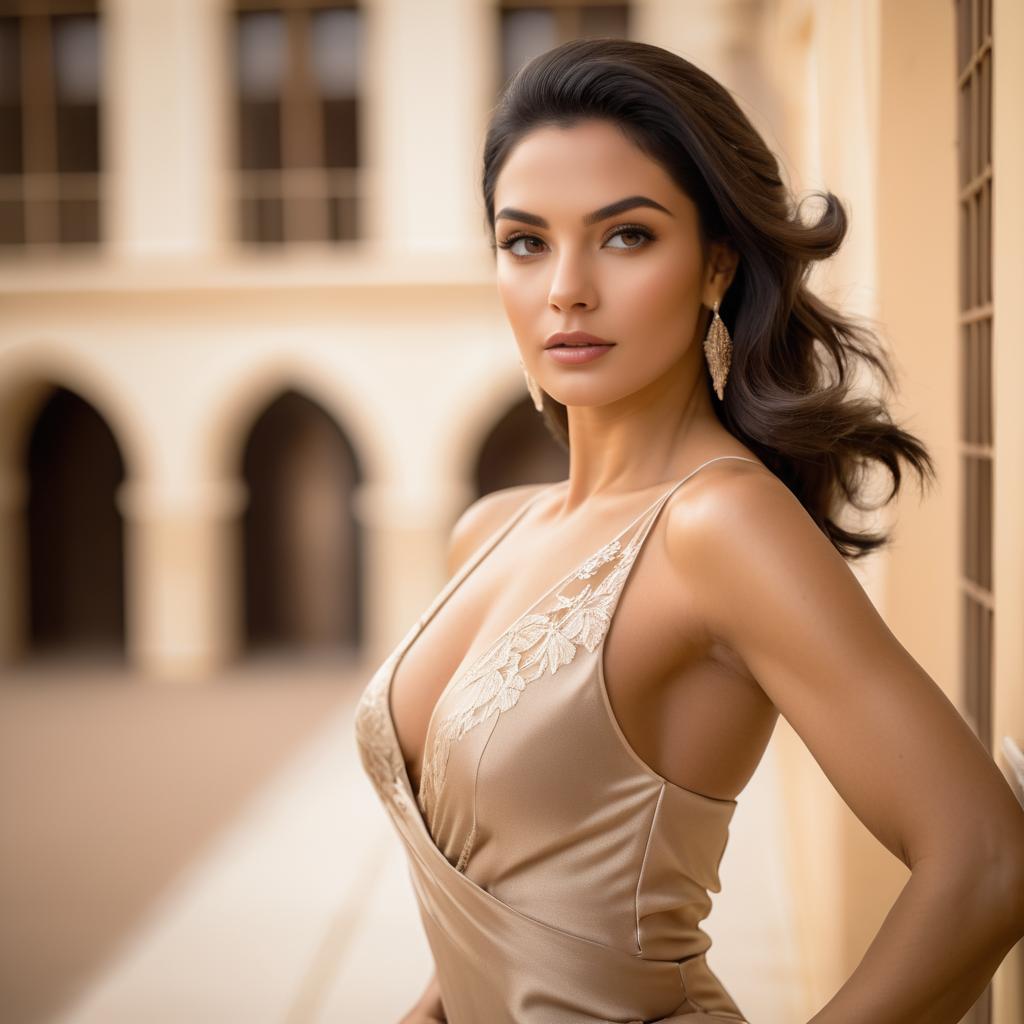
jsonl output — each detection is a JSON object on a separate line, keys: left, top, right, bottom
{"left": 620, "top": 249, "right": 700, "bottom": 327}
{"left": 495, "top": 270, "right": 536, "bottom": 330}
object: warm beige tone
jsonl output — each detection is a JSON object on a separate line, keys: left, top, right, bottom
{"left": 356, "top": 457, "right": 761, "bottom": 1022}
{"left": 989, "top": 0, "right": 1024, "bottom": 1016}
{"left": 1, "top": 0, "right": 1022, "bottom": 1020}
{"left": 0, "top": 666, "right": 350, "bottom": 1024}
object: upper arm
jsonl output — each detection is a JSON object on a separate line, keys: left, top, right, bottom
{"left": 445, "top": 483, "right": 550, "bottom": 578}
{"left": 666, "top": 466, "right": 1024, "bottom": 882}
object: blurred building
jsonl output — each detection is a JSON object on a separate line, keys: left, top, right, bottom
{"left": 0, "top": 0, "right": 1021, "bottom": 1022}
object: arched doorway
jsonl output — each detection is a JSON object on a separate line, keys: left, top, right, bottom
{"left": 241, "top": 389, "right": 363, "bottom": 656}
{"left": 26, "top": 385, "right": 126, "bottom": 660}
{"left": 474, "top": 396, "right": 568, "bottom": 499}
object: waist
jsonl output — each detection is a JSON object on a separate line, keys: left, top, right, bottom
{"left": 401, "top": 820, "right": 744, "bottom": 1023}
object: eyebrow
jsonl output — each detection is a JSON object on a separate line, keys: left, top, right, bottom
{"left": 494, "top": 194, "right": 674, "bottom": 228}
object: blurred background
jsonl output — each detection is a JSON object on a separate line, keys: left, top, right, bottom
{"left": 0, "top": 0, "right": 1022, "bottom": 1022}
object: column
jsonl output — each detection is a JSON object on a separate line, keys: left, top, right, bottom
{"left": 117, "top": 478, "right": 248, "bottom": 682}
{"left": 362, "top": 0, "right": 493, "bottom": 252}
{"left": 352, "top": 477, "right": 475, "bottom": 666}
{"left": 105, "top": 0, "right": 231, "bottom": 256}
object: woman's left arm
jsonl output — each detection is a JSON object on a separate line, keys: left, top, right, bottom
{"left": 669, "top": 467, "right": 1024, "bottom": 1024}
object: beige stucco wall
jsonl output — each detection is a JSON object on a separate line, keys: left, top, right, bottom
{"left": 871, "top": 0, "right": 960, "bottom": 994}
{"left": 753, "top": 2, "right": 1022, "bottom": 1018}
{"left": 877, "top": 1, "right": 1024, "bottom": 1016}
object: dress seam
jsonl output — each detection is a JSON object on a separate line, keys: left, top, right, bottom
{"left": 633, "top": 781, "right": 666, "bottom": 956}
{"left": 454, "top": 713, "right": 500, "bottom": 873}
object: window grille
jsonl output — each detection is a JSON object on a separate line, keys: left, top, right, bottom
{"left": 498, "top": 1, "right": 630, "bottom": 90}
{"left": 0, "top": 0, "right": 102, "bottom": 250}
{"left": 955, "top": 0, "right": 993, "bottom": 1019}
{"left": 233, "top": 1, "right": 363, "bottom": 245}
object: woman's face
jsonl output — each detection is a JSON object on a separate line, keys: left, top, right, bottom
{"left": 493, "top": 118, "right": 730, "bottom": 409}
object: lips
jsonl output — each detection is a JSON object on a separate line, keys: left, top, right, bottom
{"left": 544, "top": 331, "right": 614, "bottom": 349}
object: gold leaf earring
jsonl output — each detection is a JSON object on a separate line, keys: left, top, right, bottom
{"left": 703, "top": 297, "right": 733, "bottom": 401}
{"left": 519, "top": 359, "right": 544, "bottom": 412}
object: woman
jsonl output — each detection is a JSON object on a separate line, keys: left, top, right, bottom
{"left": 354, "top": 38, "right": 1024, "bottom": 1023}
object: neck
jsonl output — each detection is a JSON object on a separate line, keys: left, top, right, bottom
{"left": 554, "top": 340, "right": 724, "bottom": 519}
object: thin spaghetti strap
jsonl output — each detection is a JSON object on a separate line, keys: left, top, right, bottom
{"left": 570, "top": 455, "right": 762, "bottom": 546}
{"left": 433, "top": 460, "right": 757, "bottom": 646}
{"left": 494, "top": 458, "right": 758, "bottom": 556}
{"left": 455, "top": 483, "right": 553, "bottom": 580}
{"left": 596, "top": 454, "right": 763, "bottom": 617}
{"left": 401, "top": 484, "right": 554, "bottom": 642}
{"left": 673, "top": 453, "right": 762, "bottom": 488}
{"left": 648, "top": 454, "right": 762, "bottom": 509}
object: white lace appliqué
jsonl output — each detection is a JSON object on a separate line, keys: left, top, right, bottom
{"left": 353, "top": 654, "right": 413, "bottom": 816}
{"left": 575, "top": 538, "right": 621, "bottom": 579}
{"left": 417, "top": 526, "right": 647, "bottom": 821}
{"left": 353, "top": 584, "right": 461, "bottom": 821}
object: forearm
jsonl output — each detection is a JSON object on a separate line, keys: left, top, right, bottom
{"left": 808, "top": 857, "right": 1024, "bottom": 1023}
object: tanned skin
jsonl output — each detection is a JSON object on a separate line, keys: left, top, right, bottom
{"left": 395, "top": 119, "right": 1024, "bottom": 1023}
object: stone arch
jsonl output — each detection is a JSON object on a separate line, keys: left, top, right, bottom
{"left": 202, "top": 355, "right": 381, "bottom": 487}
{"left": 0, "top": 346, "right": 149, "bottom": 484}
{"left": 474, "top": 394, "right": 569, "bottom": 497}
{"left": 236, "top": 382, "right": 367, "bottom": 656}
{"left": 438, "top": 367, "right": 567, "bottom": 510}
{"left": 0, "top": 374, "right": 130, "bottom": 663}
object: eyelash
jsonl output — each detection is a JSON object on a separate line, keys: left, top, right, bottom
{"left": 496, "top": 223, "right": 655, "bottom": 258}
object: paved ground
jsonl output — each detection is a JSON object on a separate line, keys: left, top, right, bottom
{"left": 0, "top": 656, "right": 361, "bottom": 1024}
{"left": 1, "top": 655, "right": 808, "bottom": 1024}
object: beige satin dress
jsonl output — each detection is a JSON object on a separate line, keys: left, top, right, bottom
{"left": 354, "top": 456, "right": 758, "bottom": 1023}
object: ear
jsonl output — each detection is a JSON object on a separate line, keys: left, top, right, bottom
{"left": 702, "top": 240, "right": 740, "bottom": 304}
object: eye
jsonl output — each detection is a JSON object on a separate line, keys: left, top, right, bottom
{"left": 603, "top": 225, "right": 654, "bottom": 249}
{"left": 497, "top": 232, "right": 546, "bottom": 257}
{"left": 496, "top": 224, "right": 655, "bottom": 258}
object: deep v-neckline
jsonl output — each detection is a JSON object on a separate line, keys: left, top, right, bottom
{"left": 385, "top": 477, "right": 688, "bottom": 806}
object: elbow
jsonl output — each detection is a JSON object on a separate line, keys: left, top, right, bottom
{"left": 920, "top": 825, "right": 1024, "bottom": 944}
{"left": 997, "top": 849, "right": 1024, "bottom": 943}
{"left": 969, "top": 828, "right": 1024, "bottom": 944}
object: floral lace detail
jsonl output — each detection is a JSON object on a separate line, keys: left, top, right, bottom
{"left": 575, "top": 539, "right": 621, "bottom": 579}
{"left": 353, "top": 653, "right": 413, "bottom": 816}
{"left": 454, "top": 821, "right": 477, "bottom": 873}
{"left": 352, "top": 550, "right": 480, "bottom": 815}
{"left": 418, "top": 523, "right": 649, "bottom": 824}
{"left": 352, "top": 505, "right": 543, "bottom": 829}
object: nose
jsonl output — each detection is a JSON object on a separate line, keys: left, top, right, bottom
{"left": 547, "top": 247, "right": 597, "bottom": 312}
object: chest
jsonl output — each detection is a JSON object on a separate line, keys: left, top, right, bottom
{"left": 388, "top": 528, "right": 614, "bottom": 793}
{"left": 387, "top": 514, "right": 758, "bottom": 800}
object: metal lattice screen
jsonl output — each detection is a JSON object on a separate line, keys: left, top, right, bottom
{"left": 0, "top": 0, "right": 102, "bottom": 250}
{"left": 955, "top": 0, "right": 993, "bottom": 1019}
{"left": 233, "top": 0, "right": 363, "bottom": 245}
{"left": 497, "top": 0, "right": 631, "bottom": 91}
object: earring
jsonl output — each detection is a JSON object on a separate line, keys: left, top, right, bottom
{"left": 703, "top": 297, "right": 733, "bottom": 401}
{"left": 519, "top": 359, "right": 545, "bottom": 412}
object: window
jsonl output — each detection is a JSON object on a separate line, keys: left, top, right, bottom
{"left": 497, "top": 1, "right": 630, "bottom": 91}
{"left": 0, "top": 0, "right": 103, "bottom": 250}
{"left": 233, "top": 1, "right": 363, "bottom": 245}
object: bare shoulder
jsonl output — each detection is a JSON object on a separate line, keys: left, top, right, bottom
{"left": 446, "top": 482, "right": 553, "bottom": 577}
{"left": 663, "top": 457, "right": 857, "bottom": 652}
{"left": 664, "top": 457, "right": 1024, "bottom": 881}
{"left": 665, "top": 456, "right": 819, "bottom": 549}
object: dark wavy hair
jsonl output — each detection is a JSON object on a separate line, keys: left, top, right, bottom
{"left": 480, "top": 37, "right": 935, "bottom": 561}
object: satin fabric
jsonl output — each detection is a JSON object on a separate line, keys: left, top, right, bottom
{"left": 354, "top": 456, "right": 758, "bottom": 1022}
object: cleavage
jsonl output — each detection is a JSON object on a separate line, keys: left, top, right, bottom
{"left": 389, "top": 533, "right": 559, "bottom": 794}
{"left": 388, "top": 510, "right": 621, "bottom": 794}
